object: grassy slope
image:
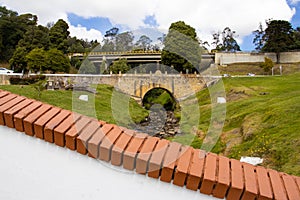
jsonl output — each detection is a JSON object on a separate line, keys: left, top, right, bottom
{"left": 195, "top": 73, "right": 300, "bottom": 175}
{"left": 0, "top": 84, "right": 148, "bottom": 126}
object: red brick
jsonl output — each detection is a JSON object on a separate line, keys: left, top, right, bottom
{"left": 268, "top": 169, "right": 288, "bottom": 200}
{"left": 227, "top": 159, "right": 244, "bottom": 200}
{"left": 0, "top": 93, "right": 17, "bottom": 106}
{"left": 256, "top": 166, "right": 273, "bottom": 200}
{"left": 281, "top": 173, "right": 300, "bottom": 200}
{"left": 87, "top": 123, "right": 114, "bottom": 158}
{"left": 4, "top": 99, "right": 33, "bottom": 128}
{"left": 76, "top": 120, "right": 100, "bottom": 155}
{"left": 136, "top": 136, "right": 159, "bottom": 174}
{"left": 53, "top": 113, "right": 81, "bottom": 147}
{"left": 14, "top": 101, "right": 42, "bottom": 132}
{"left": 213, "top": 156, "right": 230, "bottom": 199}
{"left": 200, "top": 152, "right": 217, "bottom": 195}
{"left": 99, "top": 125, "right": 122, "bottom": 161}
{"left": 33, "top": 107, "right": 61, "bottom": 139}
{"left": 123, "top": 133, "right": 147, "bottom": 170}
{"left": 23, "top": 104, "right": 52, "bottom": 136}
{"left": 160, "top": 142, "right": 182, "bottom": 182}
{"left": 186, "top": 149, "right": 206, "bottom": 191}
{"left": 241, "top": 163, "right": 258, "bottom": 200}
{"left": 0, "top": 96, "right": 25, "bottom": 125}
{"left": 0, "top": 91, "right": 9, "bottom": 99}
{"left": 173, "top": 146, "right": 193, "bottom": 187}
{"left": 44, "top": 110, "right": 71, "bottom": 143}
{"left": 294, "top": 176, "right": 300, "bottom": 192}
{"left": 111, "top": 129, "right": 134, "bottom": 166}
{"left": 65, "top": 116, "right": 91, "bottom": 150}
{"left": 148, "top": 139, "right": 169, "bottom": 178}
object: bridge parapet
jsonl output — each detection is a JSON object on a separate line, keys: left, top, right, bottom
{"left": 44, "top": 73, "right": 207, "bottom": 101}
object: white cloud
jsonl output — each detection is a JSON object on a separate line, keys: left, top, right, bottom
{"left": 0, "top": 0, "right": 296, "bottom": 48}
{"left": 290, "top": 0, "right": 300, "bottom": 5}
{"left": 69, "top": 24, "right": 103, "bottom": 41}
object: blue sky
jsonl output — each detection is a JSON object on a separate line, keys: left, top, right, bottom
{"left": 1, "top": 0, "right": 300, "bottom": 51}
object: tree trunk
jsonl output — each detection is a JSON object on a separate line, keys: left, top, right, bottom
{"left": 276, "top": 52, "right": 280, "bottom": 64}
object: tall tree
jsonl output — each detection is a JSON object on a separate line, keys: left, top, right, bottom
{"left": 49, "top": 19, "right": 69, "bottom": 53}
{"left": 0, "top": 6, "right": 37, "bottom": 61}
{"left": 115, "top": 31, "right": 134, "bottom": 51}
{"left": 17, "top": 25, "right": 50, "bottom": 51}
{"left": 26, "top": 48, "right": 46, "bottom": 73}
{"left": 101, "top": 38, "right": 115, "bottom": 51}
{"left": 9, "top": 46, "right": 27, "bottom": 72}
{"left": 161, "top": 21, "right": 202, "bottom": 73}
{"left": 211, "top": 27, "right": 240, "bottom": 52}
{"left": 46, "top": 48, "right": 70, "bottom": 73}
{"left": 253, "top": 22, "right": 265, "bottom": 51}
{"left": 135, "top": 35, "right": 152, "bottom": 50}
{"left": 221, "top": 27, "right": 241, "bottom": 52}
{"left": 211, "top": 32, "right": 222, "bottom": 51}
{"left": 262, "top": 20, "right": 294, "bottom": 63}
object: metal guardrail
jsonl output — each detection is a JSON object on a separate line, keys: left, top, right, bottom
{"left": 69, "top": 50, "right": 162, "bottom": 57}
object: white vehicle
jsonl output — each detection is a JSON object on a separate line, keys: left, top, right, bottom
{"left": 0, "top": 67, "right": 14, "bottom": 74}
{"left": 247, "top": 73, "right": 255, "bottom": 77}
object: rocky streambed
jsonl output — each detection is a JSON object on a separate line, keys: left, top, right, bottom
{"left": 134, "top": 108, "right": 180, "bottom": 138}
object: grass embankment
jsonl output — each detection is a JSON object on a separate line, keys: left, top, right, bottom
{"left": 218, "top": 62, "right": 300, "bottom": 75}
{"left": 174, "top": 73, "right": 300, "bottom": 175}
{"left": 0, "top": 84, "right": 148, "bottom": 126}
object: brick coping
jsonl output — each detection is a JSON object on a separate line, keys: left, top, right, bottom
{"left": 0, "top": 89, "right": 299, "bottom": 200}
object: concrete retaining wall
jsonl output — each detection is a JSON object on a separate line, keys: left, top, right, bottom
{"left": 1, "top": 89, "right": 300, "bottom": 199}
{"left": 215, "top": 52, "right": 300, "bottom": 65}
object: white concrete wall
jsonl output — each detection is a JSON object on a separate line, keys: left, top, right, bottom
{"left": 215, "top": 52, "right": 300, "bottom": 65}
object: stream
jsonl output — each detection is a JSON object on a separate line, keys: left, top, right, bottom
{"left": 134, "top": 104, "right": 180, "bottom": 138}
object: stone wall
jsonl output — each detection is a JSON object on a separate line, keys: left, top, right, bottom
{"left": 45, "top": 73, "right": 207, "bottom": 101}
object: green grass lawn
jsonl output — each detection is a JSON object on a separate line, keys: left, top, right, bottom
{"left": 173, "top": 73, "right": 300, "bottom": 175}
{"left": 0, "top": 84, "right": 148, "bottom": 126}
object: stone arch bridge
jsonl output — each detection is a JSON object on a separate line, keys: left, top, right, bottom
{"left": 45, "top": 72, "right": 218, "bottom": 102}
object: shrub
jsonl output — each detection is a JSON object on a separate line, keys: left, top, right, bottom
{"left": 9, "top": 75, "right": 46, "bottom": 85}
{"left": 259, "top": 57, "right": 274, "bottom": 73}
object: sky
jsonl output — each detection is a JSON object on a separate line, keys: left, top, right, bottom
{"left": 1, "top": 0, "right": 300, "bottom": 51}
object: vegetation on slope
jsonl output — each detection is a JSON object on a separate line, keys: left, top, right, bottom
{"left": 177, "top": 73, "right": 300, "bottom": 175}
{"left": 0, "top": 84, "right": 148, "bottom": 126}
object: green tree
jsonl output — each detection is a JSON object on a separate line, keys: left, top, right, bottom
{"left": 101, "top": 38, "right": 115, "bottom": 51}
{"left": 17, "top": 25, "right": 50, "bottom": 51}
{"left": 259, "top": 57, "right": 274, "bottom": 73}
{"left": 135, "top": 35, "right": 152, "bottom": 50}
{"left": 78, "top": 60, "right": 96, "bottom": 74}
{"left": 291, "top": 27, "right": 300, "bottom": 50}
{"left": 262, "top": 20, "right": 294, "bottom": 63}
{"left": 221, "top": 27, "right": 241, "bottom": 52}
{"left": 9, "top": 46, "right": 27, "bottom": 72}
{"left": 26, "top": 48, "right": 46, "bottom": 73}
{"left": 46, "top": 48, "right": 71, "bottom": 73}
{"left": 212, "top": 27, "right": 241, "bottom": 52}
{"left": 0, "top": 6, "right": 37, "bottom": 61}
{"left": 115, "top": 31, "right": 134, "bottom": 51}
{"left": 253, "top": 22, "right": 265, "bottom": 51}
{"left": 49, "top": 19, "right": 69, "bottom": 53}
{"left": 109, "top": 58, "right": 130, "bottom": 74}
{"left": 161, "top": 21, "right": 202, "bottom": 73}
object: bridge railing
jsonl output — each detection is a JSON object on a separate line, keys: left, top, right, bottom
{"left": 69, "top": 50, "right": 162, "bottom": 57}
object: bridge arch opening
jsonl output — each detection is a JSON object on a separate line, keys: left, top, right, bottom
{"left": 142, "top": 87, "right": 179, "bottom": 111}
